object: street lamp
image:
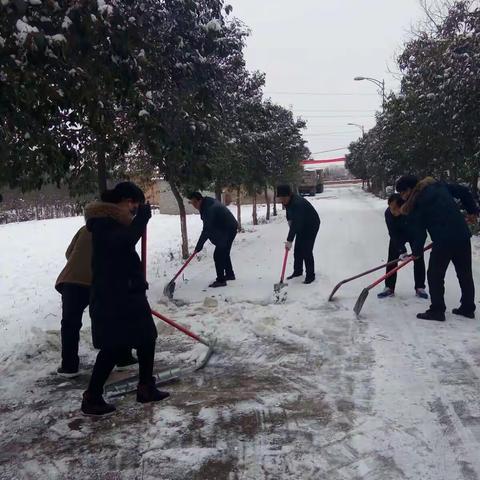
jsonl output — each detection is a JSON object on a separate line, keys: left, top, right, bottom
{"left": 354, "top": 76, "right": 385, "bottom": 109}
{"left": 347, "top": 123, "right": 365, "bottom": 135}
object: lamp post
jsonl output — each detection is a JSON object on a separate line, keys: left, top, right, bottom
{"left": 354, "top": 76, "right": 385, "bottom": 109}
{"left": 347, "top": 123, "right": 365, "bottom": 136}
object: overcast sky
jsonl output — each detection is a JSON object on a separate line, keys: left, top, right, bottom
{"left": 228, "top": 0, "right": 425, "bottom": 159}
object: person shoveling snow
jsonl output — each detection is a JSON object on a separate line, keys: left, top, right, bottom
{"left": 276, "top": 184, "right": 320, "bottom": 285}
{"left": 187, "top": 192, "right": 238, "bottom": 288}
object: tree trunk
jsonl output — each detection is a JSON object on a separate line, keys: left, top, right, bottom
{"left": 169, "top": 181, "right": 189, "bottom": 259}
{"left": 273, "top": 190, "right": 277, "bottom": 216}
{"left": 215, "top": 183, "right": 222, "bottom": 202}
{"left": 236, "top": 186, "right": 242, "bottom": 232}
{"left": 252, "top": 193, "right": 258, "bottom": 226}
{"left": 472, "top": 173, "right": 479, "bottom": 195}
{"left": 265, "top": 187, "right": 270, "bottom": 221}
{"left": 97, "top": 146, "right": 107, "bottom": 194}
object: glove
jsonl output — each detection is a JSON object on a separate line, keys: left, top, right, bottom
{"left": 136, "top": 202, "right": 152, "bottom": 224}
{"left": 399, "top": 252, "right": 411, "bottom": 261}
{"left": 285, "top": 241, "right": 293, "bottom": 251}
{"left": 195, "top": 243, "right": 203, "bottom": 253}
{"left": 466, "top": 214, "right": 479, "bottom": 225}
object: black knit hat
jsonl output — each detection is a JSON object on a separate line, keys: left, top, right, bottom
{"left": 276, "top": 185, "right": 292, "bottom": 197}
{"left": 101, "top": 182, "right": 145, "bottom": 204}
{"left": 396, "top": 175, "right": 418, "bottom": 193}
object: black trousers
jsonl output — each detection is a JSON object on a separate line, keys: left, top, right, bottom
{"left": 87, "top": 341, "right": 156, "bottom": 397}
{"left": 214, "top": 231, "right": 237, "bottom": 281}
{"left": 385, "top": 241, "right": 426, "bottom": 291}
{"left": 61, "top": 284, "right": 133, "bottom": 370}
{"left": 61, "top": 284, "right": 90, "bottom": 370}
{"left": 428, "top": 240, "right": 475, "bottom": 313}
{"left": 293, "top": 225, "right": 320, "bottom": 279}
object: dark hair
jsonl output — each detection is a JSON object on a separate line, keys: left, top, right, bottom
{"left": 388, "top": 193, "right": 404, "bottom": 206}
{"left": 101, "top": 182, "right": 145, "bottom": 204}
{"left": 396, "top": 175, "right": 418, "bottom": 193}
{"left": 187, "top": 192, "right": 203, "bottom": 201}
{"left": 276, "top": 185, "right": 292, "bottom": 197}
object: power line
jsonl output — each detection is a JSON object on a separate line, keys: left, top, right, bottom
{"left": 266, "top": 91, "right": 378, "bottom": 96}
{"left": 304, "top": 135, "right": 361, "bottom": 138}
{"left": 293, "top": 109, "right": 377, "bottom": 113}
{"left": 310, "top": 147, "right": 349, "bottom": 154}
{"left": 301, "top": 115, "right": 376, "bottom": 119}
{"left": 303, "top": 130, "right": 359, "bottom": 135}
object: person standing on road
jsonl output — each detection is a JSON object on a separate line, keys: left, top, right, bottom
{"left": 377, "top": 193, "right": 428, "bottom": 299}
{"left": 55, "top": 227, "right": 138, "bottom": 378}
{"left": 188, "top": 192, "right": 238, "bottom": 288}
{"left": 276, "top": 185, "right": 320, "bottom": 284}
{"left": 396, "top": 175, "right": 479, "bottom": 322}
{"left": 82, "top": 182, "right": 169, "bottom": 416}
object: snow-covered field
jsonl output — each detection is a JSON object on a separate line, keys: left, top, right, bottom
{"left": 1, "top": 186, "right": 480, "bottom": 480}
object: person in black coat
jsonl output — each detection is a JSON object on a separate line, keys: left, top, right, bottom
{"left": 276, "top": 184, "right": 320, "bottom": 284}
{"left": 377, "top": 193, "right": 427, "bottom": 299}
{"left": 188, "top": 192, "right": 238, "bottom": 288}
{"left": 397, "top": 175, "right": 479, "bottom": 322}
{"left": 83, "top": 182, "right": 169, "bottom": 416}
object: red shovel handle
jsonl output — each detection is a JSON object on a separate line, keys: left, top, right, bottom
{"left": 141, "top": 229, "right": 147, "bottom": 281}
{"left": 366, "top": 243, "right": 433, "bottom": 291}
{"left": 172, "top": 251, "right": 197, "bottom": 282}
{"left": 280, "top": 247, "right": 289, "bottom": 283}
{"left": 151, "top": 309, "right": 209, "bottom": 346}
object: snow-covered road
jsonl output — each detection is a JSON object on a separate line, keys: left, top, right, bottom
{"left": 1, "top": 186, "right": 480, "bottom": 480}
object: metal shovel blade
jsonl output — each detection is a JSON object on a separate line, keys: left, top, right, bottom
{"left": 163, "top": 280, "right": 175, "bottom": 299}
{"left": 274, "top": 281, "right": 287, "bottom": 294}
{"left": 273, "top": 281, "right": 288, "bottom": 304}
{"left": 353, "top": 288, "right": 369, "bottom": 316}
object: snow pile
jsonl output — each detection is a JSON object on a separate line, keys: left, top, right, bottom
{"left": 97, "top": 0, "right": 113, "bottom": 16}
{"left": 204, "top": 19, "right": 222, "bottom": 32}
{"left": 15, "top": 19, "right": 39, "bottom": 45}
{"left": 62, "top": 16, "right": 73, "bottom": 30}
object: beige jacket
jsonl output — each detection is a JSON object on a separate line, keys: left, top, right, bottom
{"left": 55, "top": 226, "right": 92, "bottom": 292}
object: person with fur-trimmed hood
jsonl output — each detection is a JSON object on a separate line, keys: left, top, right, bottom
{"left": 396, "top": 175, "right": 479, "bottom": 322}
{"left": 55, "top": 226, "right": 137, "bottom": 378}
{"left": 82, "top": 182, "right": 169, "bottom": 416}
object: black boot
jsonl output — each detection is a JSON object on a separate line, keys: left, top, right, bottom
{"left": 57, "top": 365, "right": 80, "bottom": 378}
{"left": 304, "top": 275, "right": 315, "bottom": 284}
{"left": 287, "top": 272, "right": 302, "bottom": 280}
{"left": 209, "top": 280, "right": 227, "bottom": 288}
{"left": 225, "top": 274, "right": 236, "bottom": 281}
{"left": 81, "top": 391, "right": 116, "bottom": 416}
{"left": 452, "top": 307, "right": 475, "bottom": 319}
{"left": 417, "top": 310, "right": 446, "bottom": 322}
{"left": 137, "top": 378, "right": 170, "bottom": 404}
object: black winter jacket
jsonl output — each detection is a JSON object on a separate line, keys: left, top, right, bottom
{"left": 403, "top": 179, "right": 479, "bottom": 256}
{"left": 196, "top": 197, "right": 238, "bottom": 251}
{"left": 286, "top": 194, "right": 320, "bottom": 242}
{"left": 85, "top": 202, "right": 157, "bottom": 350}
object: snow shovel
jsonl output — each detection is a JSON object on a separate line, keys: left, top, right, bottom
{"left": 274, "top": 247, "right": 290, "bottom": 303}
{"left": 106, "top": 310, "right": 216, "bottom": 396}
{"left": 353, "top": 243, "right": 433, "bottom": 316}
{"left": 329, "top": 244, "right": 433, "bottom": 301}
{"left": 163, "top": 251, "right": 197, "bottom": 299}
{"left": 104, "top": 230, "right": 217, "bottom": 396}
